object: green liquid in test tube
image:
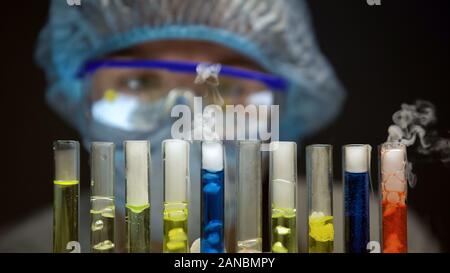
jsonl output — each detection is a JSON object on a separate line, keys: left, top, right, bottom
{"left": 270, "top": 141, "right": 298, "bottom": 253}
{"left": 162, "top": 139, "right": 190, "bottom": 253}
{"left": 125, "top": 141, "right": 151, "bottom": 253}
{"left": 53, "top": 140, "right": 80, "bottom": 253}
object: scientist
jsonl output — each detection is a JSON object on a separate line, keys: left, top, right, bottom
{"left": 0, "top": 0, "right": 439, "bottom": 252}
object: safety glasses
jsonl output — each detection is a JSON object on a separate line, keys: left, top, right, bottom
{"left": 79, "top": 59, "right": 287, "bottom": 137}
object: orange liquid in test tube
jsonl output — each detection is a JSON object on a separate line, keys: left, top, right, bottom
{"left": 380, "top": 143, "right": 408, "bottom": 253}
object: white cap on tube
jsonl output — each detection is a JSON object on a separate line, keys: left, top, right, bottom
{"left": 270, "top": 141, "right": 297, "bottom": 209}
{"left": 125, "top": 141, "right": 150, "bottom": 206}
{"left": 202, "top": 141, "right": 224, "bottom": 172}
{"left": 163, "top": 139, "right": 189, "bottom": 202}
{"left": 344, "top": 144, "right": 371, "bottom": 173}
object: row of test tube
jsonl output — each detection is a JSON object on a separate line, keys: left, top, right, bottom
{"left": 305, "top": 143, "right": 408, "bottom": 253}
{"left": 52, "top": 140, "right": 408, "bottom": 253}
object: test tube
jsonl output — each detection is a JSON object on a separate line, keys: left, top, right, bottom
{"left": 53, "top": 140, "right": 80, "bottom": 253}
{"left": 162, "top": 139, "right": 190, "bottom": 253}
{"left": 236, "top": 141, "right": 262, "bottom": 253}
{"left": 201, "top": 140, "right": 225, "bottom": 253}
{"left": 90, "top": 142, "right": 115, "bottom": 253}
{"left": 124, "top": 140, "right": 151, "bottom": 253}
{"left": 379, "top": 142, "right": 408, "bottom": 253}
{"left": 306, "top": 144, "right": 334, "bottom": 253}
{"left": 270, "top": 141, "right": 298, "bottom": 253}
{"left": 343, "top": 144, "right": 371, "bottom": 253}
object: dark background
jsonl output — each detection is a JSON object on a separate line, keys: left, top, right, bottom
{"left": 303, "top": 0, "right": 450, "bottom": 252}
{"left": 0, "top": 0, "right": 449, "bottom": 251}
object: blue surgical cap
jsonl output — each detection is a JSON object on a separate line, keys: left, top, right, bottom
{"left": 35, "top": 0, "right": 345, "bottom": 141}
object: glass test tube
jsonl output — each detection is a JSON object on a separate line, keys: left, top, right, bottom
{"left": 90, "top": 142, "right": 115, "bottom": 253}
{"left": 124, "top": 141, "right": 151, "bottom": 253}
{"left": 270, "top": 141, "right": 298, "bottom": 253}
{"left": 236, "top": 141, "right": 262, "bottom": 253}
{"left": 53, "top": 140, "right": 80, "bottom": 253}
{"left": 163, "top": 140, "right": 190, "bottom": 253}
{"left": 306, "top": 144, "right": 334, "bottom": 253}
{"left": 343, "top": 144, "right": 371, "bottom": 253}
{"left": 379, "top": 142, "right": 408, "bottom": 253}
{"left": 201, "top": 140, "right": 225, "bottom": 253}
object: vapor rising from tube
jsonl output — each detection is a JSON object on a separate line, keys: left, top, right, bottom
{"left": 386, "top": 100, "right": 450, "bottom": 187}
{"left": 195, "top": 63, "right": 224, "bottom": 106}
{"left": 193, "top": 63, "right": 224, "bottom": 141}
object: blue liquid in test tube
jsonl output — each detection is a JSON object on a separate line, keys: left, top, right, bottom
{"left": 343, "top": 145, "right": 371, "bottom": 253}
{"left": 344, "top": 171, "right": 370, "bottom": 253}
{"left": 201, "top": 141, "right": 225, "bottom": 253}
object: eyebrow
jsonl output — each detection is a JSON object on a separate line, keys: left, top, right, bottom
{"left": 107, "top": 48, "right": 138, "bottom": 58}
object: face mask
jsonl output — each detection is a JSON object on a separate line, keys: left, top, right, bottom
{"left": 92, "top": 93, "right": 167, "bottom": 132}
{"left": 246, "top": 90, "right": 274, "bottom": 106}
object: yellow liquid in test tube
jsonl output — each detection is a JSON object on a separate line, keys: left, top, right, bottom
{"left": 53, "top": 180, "right": 79, "bottom": 253}
{"left": 271, "top": 207, "right": 297, "bottom": 253}
{"left": 163, "top": 202, "right": 188, "bottom": 253}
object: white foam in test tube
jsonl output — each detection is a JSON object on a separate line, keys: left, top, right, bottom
{"left": 344, "top": 144, "right": 371, "bottom": 173}
{"left": 125, "top": 141, "right": 150, "bottom": 207}
{"left": 381, "top": 143, "right": 407, "bottom": 193}
{"left": 201, "top": 141, "right": 224, "bottom": 172}
{"left": 271, "top": 141, "right": 297, "bottom": 209}
{"left": 163, "top": 139, "right": 189, "bottom": 202}
{"left": 382, "top": 147, "right": 405, "bottom": 172}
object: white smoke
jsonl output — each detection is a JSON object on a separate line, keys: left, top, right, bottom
{"left": 387, "top": 100, "right": 450, "bottom": 186}
{"left": 387, "top": 100, "right": 435, "bottom": 147}
{"left": 195, "top": 63, "right": 224, "bottom": 106}
{"left": 193, "top": 63, "right": 224, "bottom": 141}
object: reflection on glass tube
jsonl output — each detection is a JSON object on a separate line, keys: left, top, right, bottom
{"left": 236, "top": 141, "right": 262, "bottom": 253}
{"left": 306, "top": 145, "right": 334, "bottom": 253}
{"left": 270, "top": 141, "right": 298, "bottom": 253}
{"left": 53, "top": 140, "right": 80, "bottom": 253}
{"left": 90, "top": 142, "right": 115, "bottom": 253}
{"left": 201, "top": 141, "right": 225, "bottom": 253}
{"left": 343, "top": 144, "right": 371, "bottom": 253}
{"left": 163, "top": 140, "right": 190, "bottom": 253}
{"left": 380, "top": 142, "right": 408, "bottom": 253}
{"left": 124, "top": 141, "right": 151, "bottom": 253}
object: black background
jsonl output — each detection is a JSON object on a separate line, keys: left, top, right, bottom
{"left": 0, "top": 0, "right": 449, "bottom": 251}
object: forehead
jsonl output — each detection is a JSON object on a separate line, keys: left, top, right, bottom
{"left": 108, "top": 40, "right": 265, "bottom": 71}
